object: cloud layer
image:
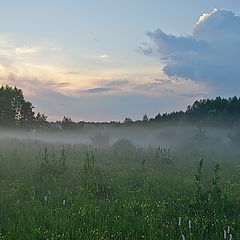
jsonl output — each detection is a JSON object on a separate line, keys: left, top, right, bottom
{"left": 142, "top": 9, "right": 240, "bottom": 92}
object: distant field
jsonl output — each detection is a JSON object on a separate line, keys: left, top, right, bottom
{"left": 0, "top": 128, "right": 240, "bottom": 239}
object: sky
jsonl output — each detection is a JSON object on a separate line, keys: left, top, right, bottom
{"left": 0, "top": 0, "right": 240, "bottom": 121}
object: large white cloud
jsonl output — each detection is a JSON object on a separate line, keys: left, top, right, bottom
{"left": 142, "top": 9, "right": 240, "bottom": 92}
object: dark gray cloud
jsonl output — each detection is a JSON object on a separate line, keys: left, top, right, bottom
{"left": 142, "top": 9, "right": 240, "bottom": 92}
{"left": 145, "top": 30, "right": 207, "bottom": 55}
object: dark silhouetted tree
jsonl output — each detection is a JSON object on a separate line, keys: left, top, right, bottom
{"left": 61, "top": 116, "right": 74, "bottom": 129}
{"left": 34, "top": 112, "right": 48, "bottom": 128}
{"left": 0, "top": 85, "right": 35, "bottom": 127}
{"left": 124, "top": 117, "right": 133, "bottom": 124}
{"left": 143, "top": 114, "right": 148, "bottom": 122}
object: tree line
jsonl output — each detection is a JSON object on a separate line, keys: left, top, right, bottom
{"left": 1, "top": 85, "right": 240, "bottom": 129}
{"left": 152, "top": 96, "right": 240, "bottom": 125}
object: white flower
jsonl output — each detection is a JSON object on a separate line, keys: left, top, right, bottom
{"left": 44, "top": 196, "right": 48, "bottom": 202}
{"left": 208, "top": 193, "right": 211, "bottom": 201}
{"left": 188, "top": 220, "right": 191, "bottom": 229}
{"left": 178, "top": 217, "right": 182, "bottom": 226}
{"left": 63, "top": 199, "right": 66, "bottom": 205}
{"left": 224, "top": 230, "right": 227, "bottom": 239}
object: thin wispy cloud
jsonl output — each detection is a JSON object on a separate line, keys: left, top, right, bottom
{"left": 180, "top": 92, "right": 208, "bottom": 98}
{"left": 84, "top": 87, "right": 115, "bottom": 94}
{"left": 45, "top": 82, "right": 71, "bottom": 88}
{"left": 150, "top": 79, "right": 172, "bottom": 85}
{"left": 104, "top": 79, "right": 129, "bottom": 87}
{"left": 15, "top": 46, "right": 40, "bottom": 54}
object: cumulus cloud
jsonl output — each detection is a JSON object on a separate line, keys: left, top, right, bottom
{"left": 142, "top": 9, "right": 240, "bottom": 92}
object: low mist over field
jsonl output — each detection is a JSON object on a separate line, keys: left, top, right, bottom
{"left": 1, "top": 121, "right": 240, "bottom": 239}
{"left": 0, "top": 124, "right": 233, "bottom": 148}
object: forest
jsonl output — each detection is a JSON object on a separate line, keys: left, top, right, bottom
{"left": 1, "top": 85, "right": 240, "bottom": 129}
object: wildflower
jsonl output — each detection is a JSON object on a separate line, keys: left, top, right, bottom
{"left": 44, "top": 195, "right": 48, "bottom": 202}
{"left": 227, "top": 226, "right": 230, "bottom": 234}
{"left": 182, "top": 234, "right": 185, "bottom": 240}
{"left": 229, "top": 234, "right": 233, "bottom": 240}
{"left": 48, "top": 190, "right": 51, "bottom": 195}
{"left": 224, "top": 230, "right": 227, "bottom": 239}
{"left": 178, "top": 217, "right": 182, "bottom": 226}
{"left": 208, "top": 193, "right": 211, "bottom": 201}
{"left": 188, "top": 220, "right": 191, "bottom": 229}
{"left": 63, "top": 199, "right": 66, "bottom": 205}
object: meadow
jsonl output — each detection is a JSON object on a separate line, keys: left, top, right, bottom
{"left": 0, "top": 127, "right": 240, "bottom": 239}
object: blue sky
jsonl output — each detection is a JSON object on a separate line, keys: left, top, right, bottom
{"left": 0, "top": 1, "right": 240, "bottom": 121}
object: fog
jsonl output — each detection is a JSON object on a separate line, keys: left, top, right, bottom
{"left": 0, "top": 125, "right": 234, "bottom": 150}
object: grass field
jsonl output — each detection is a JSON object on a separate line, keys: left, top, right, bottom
{"left": 0, "top": 132, "right": 240, "bottom": 239}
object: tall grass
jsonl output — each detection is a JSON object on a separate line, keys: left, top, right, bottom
{"left": 0, "top": 138, "right": 239, "bottom": 239}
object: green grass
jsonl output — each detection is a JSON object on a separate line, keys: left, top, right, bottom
{"left": 0, "top": 137, "right": 239, "bottom": 239}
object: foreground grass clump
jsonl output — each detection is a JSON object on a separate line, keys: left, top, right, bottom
{"left": 0, "top": 138, "right": 240, "bottom": 239}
